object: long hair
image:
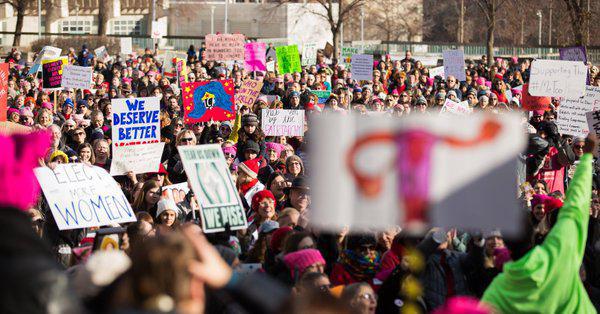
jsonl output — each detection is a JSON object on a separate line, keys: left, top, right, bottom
{"left": 132, "top": 180, "right": 161, "bottom": 212}
{"left": 77, "top": 142, "right": 96, "bottom": 164}
{"left": 237, "top": 124, "right": 265, "bottom": 144}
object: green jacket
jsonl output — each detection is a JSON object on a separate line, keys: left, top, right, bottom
{"left": 482, "top": 153, "right": 596, "bottom": 314}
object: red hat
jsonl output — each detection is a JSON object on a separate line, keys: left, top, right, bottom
{"left": 239, "top": 158, "right": 259, "bottom": 179}
{"left": 148, "top": 163, "right": 168, "bottom": 175}
{"left": 283, "top": 249, "right": 326, "bottom": 279}
{"left": 251, "top": 190, "right": 276, "bottom": 212}
{"left": 270, "top": 226, "right": 293, "bottom": 252}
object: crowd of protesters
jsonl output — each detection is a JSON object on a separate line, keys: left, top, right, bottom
{"left": 1, "top": 42, "right": 600, "bottom": 314}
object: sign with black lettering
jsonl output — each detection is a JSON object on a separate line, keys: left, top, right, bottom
{"left": 178, "top": 145, "right": 247, "bottom": 233}
{"left": 34, "top": 164, "right": 136, "bottom": 230}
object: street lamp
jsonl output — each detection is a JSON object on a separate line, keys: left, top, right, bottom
{"left": 360, "top": 6, "right": 364, "bottom": 42}
{"left": 210, "top": 6, "right": 215, "bottom": 34}
{"left": 224, "top": 0, "right": 229, "bottom": 34}
{"left": 536, "top": 10, "right": 542, "bottom": 46}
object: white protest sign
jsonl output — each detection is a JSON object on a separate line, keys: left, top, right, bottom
{"left": 178, "top": 145, "right": 247, "bottom": 233}
{"left": 310, "top": 113, "right": 525, "bottom": 234}
{"left": 266, "top": 61, "right": 275, "bottom": 72}
{"left": 443, "top": 50, "right": 466, "bottom": 81}
{"left": 557, "top": 86, "right": 600, "bottom": 136}
{"left": 415, "top": 56, "right": 439, "bottom": 67}
{"left": 94, "top": 46, "right": 112, "bottom": 63}
{"left": 586, "top": 110, "right": 600, "bottom": 156}
{"left": 151, "top": 21, "right": 167, "bottom": 39}
{"left": 351, "top": 54, "right": 374, "bottom": 81}
{"left": 429, "top": 66, "right": 445, "bottom": 78}
{"left": 111, "top": 97, "right": 161, "bottom": 146}
{"left": 261, "top": 109, "right": 305, "bottom": 137}
{"left": 110, "top": 142, "right": 165, "bottom": 175}
{"left": 528, "top": 59, "right": 587, "bottom": 98}
{"left": 29, "top": 46, "right": 62, "bottom": 74}
{"left": 440, "top": 99, "right": 472, "bottom": 116}
{"left": 61, "top": 65, "right": 93, "bottom": 90}
{"left": 120, "top": 37, "right": 133, "bottom": 55}
{"left": 301, "top": 42, "right": 318, "bottom": 66}
{"left": 34, "top": 164, "right": 137, "bottom": 230}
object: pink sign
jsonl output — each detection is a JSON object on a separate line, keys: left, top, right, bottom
{"left": 205, "top": 34, "right": 245, "bottom": 61}
{"left": 244, "top": 42, "right": 266, "bottom": 72}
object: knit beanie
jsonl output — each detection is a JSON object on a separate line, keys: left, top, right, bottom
{"left": 241, "top": 113, "right": 259, "bottom": 127}
{"left": 270, "top": 226, "right": 293, "bottom": 252}
{"left": 283, "top": 248, "right": 326, "bottom": 279}
{"left": 531, "top": 194, "right": 563, "bottom": 214}
{"left": 239, "top": 158, "right": 259, "bottom": 179}
{"left": 265, "top": 142, "right": 285, "bottom": 157}
{"left": 245, "top": 140, "right": 260, "bottom": 153}
{"left": 251, "top": 189, "right": 276, "bottom": 212}
{"left": 156, "top": 198, "right": 179, "bottom": 218}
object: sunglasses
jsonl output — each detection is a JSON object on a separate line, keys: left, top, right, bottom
{"left": 176, "top": 123, "right": 183, "bottom": 127}
{"left": 180, "top": 137, "right": 194, "bottom": 143}
{"left": 74, "top": 132, "right": 84, "bottom": 136}
{"left": 224, "top": 153, "right": 235, "bottom": 158}
{"left": 574, "top": 145, "right": 585, "bottom": 150}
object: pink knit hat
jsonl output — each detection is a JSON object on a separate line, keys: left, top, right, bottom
{"left": 265, "top": 142, "right": 285, "bottom": 157}
{"left": 432, "top": 296, "right": 491, "bottom": 314}
{"left": 0, "top": 131, "right": 51, "bottom": 210}
{"left": 283, "top": 249, "right": 326, "bottom": 279}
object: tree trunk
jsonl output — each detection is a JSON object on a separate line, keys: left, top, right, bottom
{"left": 98, "top": 0, "right": 112, "bottom": 35}
{"left": 12, "top": 3, "right": 24, "bottom": 47}
{"left": 486, "top": 1, "right": 495, "bottom": 66}
{"left": 332, "top": 28, "right": 339, "bottom": 62}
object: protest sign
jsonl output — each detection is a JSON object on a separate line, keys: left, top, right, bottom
{"left": 559, "top": 46, "right": 587, "bottom": 63}
{"left": 415, "top": 56, "right": 440, "bottom": 67}
{"left": 34, "top": 164, "right": 136, "bottom": 230}
{"left": 162, "top": 182, "right": 200, "bottom": 215}
{"left": 440, "top": 99, "right": 472, "bottom": 116}
{"left": 528, "top": 59, "right": 587, "bottom": 98}
{"left": 29, "top": 46, "right": 61, "bottom": 74}
{"left": 120, "top": 37, "right": 133, "bottom": 55}
{"left": 151, "top": 21, "right": 167, "bottom": 39}
{"left": 41, "top": 56, "right": 68, "bottom": 91}
{"left": 442, "top": 49, "right": 466, "bottom": 81}
{"left": 351, "top": 54, "right": 374, "bottom": 81}
{"left": 110, "top": 142, "right": 165, "bottom": 175}
{"left": 244, "top": 42, "right": 266, "bottom": 72}
{"left": 94, "top": 46, "right": 111, "bottom": 63}
{"left": 276, "top": 45, "right": 301, "bottom": 74}
{"left": 264, "top": 95, "right": 278, "bottom": 104}
{"left": 428, "top": 66, "right": 445, "bottom": 78}
{"left": 266, "top": 61, "right": 275, "bottom": 72}
{"left": 205, "top": 34, "right": 245, "bottom": 61}
{"left": 236, "top": 79, "right": 264, "bottom": 108}
{"left": 261, "top": 109, "right": 305, "bottom": 137}
{"left": 323, "top": 42, "right": 334, "bottom": 59}
{"left": 310, "top": 113, "right": 525, "bottom": 234}
{"left": 178, "top": 145, "right": 247, "bottom": 233}
{"left": 341, "top": 47, "right": 359, "bottom": 67}
{"left": 311, "top": 90, "right": 331, "bottom": 104}
{"left": 0, "top": 63, "right": 7, "bottom": 121}
{"left": 556, "top": 86, "right": 600, "bottom": 136}
{"left": 521, "top": 83, "right": 551, "bottom": 111}
{"left": 111, "top": 97, "right": 161, "bottom": 146}
{"left": 182, "top": 80, "right": 236, "bottom": 123}
{"left": 586, "top": 110, "right": 600, "bottom": 156}
{"left": 61, "top": 65, "right": 93, "bottom": 90}
{"left": 301, "top": 42, "right": 319, "bottom": 66}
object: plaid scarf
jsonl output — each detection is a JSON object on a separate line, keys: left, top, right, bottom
{"left": 340, "top": 249, "right": 380, "bottom": 282}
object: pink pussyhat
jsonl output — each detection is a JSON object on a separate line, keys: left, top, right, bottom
{"left": 432, "top": 296, "right": 492, "bottom": 314}
{"left": 0, "top": 131, "right": 51, "bottom": 210}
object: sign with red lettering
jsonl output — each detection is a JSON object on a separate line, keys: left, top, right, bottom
{"left": 0, "top": 63, "right": 8, "bottom": 121}
{"left": 261, "top": 109, "right": 305, "bottom": 137}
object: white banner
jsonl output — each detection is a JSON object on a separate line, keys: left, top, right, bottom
{"left": 111, "top": 97, "right": 161, "bottom": 146}
{"left": 557, "top": 86, "right": 600, "bottom": 136}
{"left": 443, "top": 50, "right": 466, "bottom": 81}
{"left": 35, "top": 164, "right": 136, "bottom": 230}
{"left": 61, "top": 65, "right": 93, "bottom": 90}
{"left": 301, "top": 42, "right": 318, "bottom": 66}
{"left": 351, "top": 54, "right": 374, "bottom": 81}
{"left": 429, "top": 66, "right": 445, "bottom": 78}
{"left": 528, "top": 59, "right": 587, "bottom": 98}
{"left": 94, "top": 46, "right": 112, "bottom": 63}
{"left": 110, "top": 142, "right": 165, "bottom": 175}
{"left": 440, "top": 99, "right": 472, "bottom": 116}
{"left": 120, "top": 37, "right": 133, "bottom": 55}
{"left": 261, "top": 109, "right": 305, "bottom": 137}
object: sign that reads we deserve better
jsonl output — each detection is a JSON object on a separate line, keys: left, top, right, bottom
{"left": 262, "top": 109, "right": 305, "bottom": 137}
{"left": 35, "top": 164, "right": 136, "bottom": 230}
{"left": 111, "top": 97, "right": 161, "bottom": 146}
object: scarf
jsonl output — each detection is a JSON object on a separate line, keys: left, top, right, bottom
{"left": 340, "top": 249, "right": 380, "bottom": 282}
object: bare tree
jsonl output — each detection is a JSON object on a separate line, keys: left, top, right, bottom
{"left": 562, "top": 0, "right": 589, "bottom": 46}
{"left": 0, "top": 0, "right": 30, "bottom": 46}
{"left": 98, "top": 0, "right": 114, "bottom": 35}
{"left": 475, "top": 0, "right": 508, "bottom": 65}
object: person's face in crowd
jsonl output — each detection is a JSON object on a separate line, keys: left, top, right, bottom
{"left": 400, "top": 93, "right": 410, "bottom": 104}
{"left": 8, "top": 112, "right": 19, "bottom": 123}
{"left": 159, "top": 210, "right": 177, "bottom": 227}
{"left": 293, "top": 72, "right": 301, "bottom": 82}
{"left": 63, "top": 105, "right": 73, "bottom": 115}
{"left": 50, "top": 126, "right": 61, "bottom": 143}
{"left": 354, "top": 91, "right": 362, "bottom": 100}
{"left": 573, "top": 141, "right": 585, "bottom": 157}
{"left": 224, "top": 151, "right": 235, "bottom": 166}
{"left": 267, "top": 148, "right": 279, "bottom": 163}
{"left": 270, "top": 175, "right": 287, "bottom": 199}
{"left": 278, "top": 211, "right": 299, "bottom": 228}
{"left": 188, "top": 72, "right": 196, "bottom": 81}
{"left": 292, "top": 82, "right": 300, "bottom": 92}
{"left": 169, "top": 98, "right": 180, "bottom": 114}
{"left": 73, "top": 129, "right": 86, "bottom": 144}
{"left": 243, "top": 124, "right": 256, "bottom": 135}
{"left": 372, "top": 101, "right": 384, "bottom": 112}
{"left": 178, "top": 131, "right": 196, "bottom": 146}
{"left": 39, "top": 111, "right": 52, "bottom": 127}
{"left": 150, "top": 173, "right": 166, "bottom": 186}
{"left": 448, "top": 94, "right": 457, "bottom": 101}
{"left": 307, "top": 75, "right": 316, "bottom": 86}
{"left": 236, "top": 170, "right": 252, "bottom": 185}
{"left": 244, "top": 150, "right": 258, "bottom": 161}
{"left": 152, "top": 88, "right": 162, "bottom": 98}
{"left": 173, "top": 120, "right": 184, "bottom": 134}
{"left": 393, "top": 105, "right": 404, "bottom": 117}
{"left": 192, "top": 122, "right": 204, "bottom": 135}
{"left": 480, "top": 97, "right": 489, "bottom": 108}
{"left": 447, "top": 76, "right": 457, "bottom": 89}
{"left": 276, "top": 80, "right": 284, "bottom": 90}
{"left": 220, "top": 124, "right": 231, "bottom": 138}
{"left": 533, "top": 203, "right": 545, "bottom": 221}
{"left": 351, "top": 285, "right": 377, "bottom": 314}
{"left": 92, "top": 112, "right": 104, "bottom": 128}
{"left": 145, "top": 187, "right": 161, "bottom": 206}
{"left": 95, "top": 141, "right": 109, "bottom": 161}
{"left": 489, "top": 94, "right": 498, "bottom": 105}
{"left": 467, "top": 93, "right": 477, "bottom": 105}
{"left": 290, "top": 189, "right": 310, "bottom": 212}
{"left": 63, "top": 121, "right": 76, "bottom": 133}
{"left": 415, "top": 102, "right": 427, "bottom": 112}
{"left": 304, "top": 262, "right": 325, "bottom": 276}
{"left": 79, "top": 146, "right": 92, "bottom": 163}
{"left": 544, "top": 113, "right": 555, "bottom": 122}
{"left": 378, "top": 228, "right": 398, "bottom": 251}
{"left": 533, "top": 182, "right": 547, "bottom": 195}
{"left": 290, "top": 95, "right": 300, "bottom": 107}
{"left": 288, "top": 159, "right": 302, "bottom": 176}
{"left": 485, "top": 236, "right": 505, "bottom": 257}
{"left": 591, "top": 198, "right": 600, "bottom": 217}
{"left": 362, "top": 89, "right": 372, "bottom": 100}
{"left": 531, "top": 112, "right": 543, "bottom": 123}
{"left": 258, "top": 197, "right": 276, "bottom": 220}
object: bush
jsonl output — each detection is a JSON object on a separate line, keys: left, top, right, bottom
{"left": 29, "top": 36, "right": 121, "bottom": 55}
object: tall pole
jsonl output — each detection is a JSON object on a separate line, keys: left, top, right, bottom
{"left": 210, "top": 6, "right": 215, "bottom": 34}
{"left": 548, "top": 4, "right": 552, "bottom": 45}
{"left": 360, "top": 6, "right": 364, "bottom": 42}
{"left": 459, "top": 0, "right": 464, "bottom": 44}
{"left": 224, "top": 0, "right": 229, "bottom": 33}
{"left": 340, "top": 22, "right": 344, "bottom": 49}
{"left": 537, "top": 10, "right": 542, "bottom": 46}
{"left": 38, "top": 0, "right": 42, "bottom": 38}
{"left": 152, "top": 0, "right": 156, "bottom": 22}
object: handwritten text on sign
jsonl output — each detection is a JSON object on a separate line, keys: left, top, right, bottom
{"left": 205, "top": 34, "right": 245, "bottom": 61}
{"left": 443, "top": 50, "right": 466, "bottom": 81}
{"left": 528, "top": 59, "right": 587, "bottom": 99}
{"left": 351, "top": 54, "right": 374, "bottom": 81}
{"left": 42, "top": 57, "right": 67, "bottom": 90}
{"left": 61, "top": 65, "right": 93, "bottom": 90}
{"left": 557, "top": 86, "right": 600, "bottom": 136}
{"left": 236, "top": 79, "right": 264, "bottom": 108}
{"left": 262, "top": 109, "right": 305, "bottom": 137}
{"left": 110, "top": 142, "right": 165, "bottom": 176}
{"left": 112, "top": 97, "right": 161, "bottom": 146}
{"left": 35, "top": 164, "right": 136, "bottom": 230}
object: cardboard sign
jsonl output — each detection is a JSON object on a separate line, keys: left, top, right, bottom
{"left": 111, "top": 97, "right": 161, "bottom": 146}
{"left": 151, "top": 21, "right": 167, "bottom": 39}
{"left": 528, "top": 59, "right": 587, "bottom": 98}
{"left": 559, "top": 46, "right": 587, "bottom": 63}
{"left": 341, "top": 47, "right": 359, "bottom": 66}
{"left": 61, "top": 65, "right": 93, "bottom": 90}
{"left": 178, "top": 145, "right": 247, "bottom": 233}
{"left": 586, "top": 110, "right": 600, "bottom": 156}
{"left": 161, "top": 51, "right": 187, "bottom": 76}
{"left": 120, "top": 37, "right": 133, "bottom": 55}
{"left": 236, "top": 79, "right": 264, "bottom": 108}
{"left": 276, "top": 45, "right": 301, "bottom": 74}
{"left": 521, "top": 83, "right": 551, "bottom": 111}
{"left": 301, "top": 42, "right": 318, "bottom": 66}
{"left": 350, "top": 54, "right": 374, "bottom": 81}
{"left": 182, "top": 80, "right": 236, "bottom": 123}
{"left": 261, "top": 109, "right": 305, "bottom": 137}
{"left": 34, "top": 164, "right": 137, "bottom": 230}
{"left": 311, "top": 90, "right": 331, "bottom": 104}
{"left": 309, "top": 113, "right": 525, "bottom": 234}
{"left": 556, "top": 86, "right": 600, "bottom": 136}
{"left": 94, "top": 46, "right": 111, "bottom": 63}
{"left": 41, "top": 56, "right": 68, "bottom": 91}
{"left": 0, "top": 63, "right": 7, "bottom": 122}
{"left": 442, "top": 49, "right": 466, "bottom": 81}
{"left": 205, "top": 34, "right": 245, "bottom": 61}
{"left": 428, "top": 66, "right": 445, "bottom": 78}
{"left": 29, "top": 46, "right": 61, "bottom": 74}
{"left": 110, "top": 142, "right": 165, "bottom": 175}
{"left": 244, "top": 42, "right": 266, "bottom": 72}
{"left": 440, "top": 99, "right": 472, "bottom": 116}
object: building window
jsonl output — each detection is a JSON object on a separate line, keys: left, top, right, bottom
{"left": 111, "top": 19, "right": 144, "bottom": 35}
{"left": 61, "top": 19, "right": 92, "bottom": 34}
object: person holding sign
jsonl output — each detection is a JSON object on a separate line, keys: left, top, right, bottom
{"left": 236, "top": 113, "right": 266, "bottom": 162}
